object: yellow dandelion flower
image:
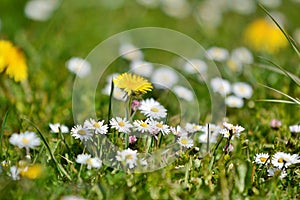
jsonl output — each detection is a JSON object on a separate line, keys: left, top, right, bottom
{"left": 113, "top": 73, "right": 153, "bottom": 96}
{"left": 20, "top": 164, "right": 43, "bottom": 179}
{"left": 0, "top": 40, "right": 28, "bottom": 82}
{"left": 243, "top": 18, "right": 288, "bottom": 54}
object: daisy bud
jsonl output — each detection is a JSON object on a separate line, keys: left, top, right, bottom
{"left": 129, "top": 135, "right": 137, "bottom": 144}
{"left": 131, "top": 100, "right": 141, "bottom": 111}
{"left": 270, "top": 119, "right": 282, "bottom": 130}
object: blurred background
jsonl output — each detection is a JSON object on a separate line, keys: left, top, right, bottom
{"left": 1, "top": 0, "right": 300, "bottom": 129}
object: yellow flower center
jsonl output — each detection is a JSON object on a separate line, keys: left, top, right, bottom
{"left": 151, "top": 107, "right": 159, "bottom": 112}
{"left": 278, "top": 158, "right": 284, "bottom": 163}
{"left": 93, "top": 123, "right": 101, "bottom": 128}
{"left": 260, "top": 157, "right": 267, "bottom": 163}
{"left": 141, "top": 122, "right": 148, "bottom": 128}
{"left": 86, "top": 158, "right": 93, "bottom": 165}
{"left": 239, "top": 86, "right": 246, "bottom": 93}
{"left": 224, "top": 131, "right": 230, "bottom": 137}
{"left": 125, "top": 154, "right": 133, "bottom": 160}
{"left": 78, "top": 129, "right": 87, "bottom": 135}
{"left": 181, "top": 138, "right": 189, "bottom": 145}
{"left": 156, "top": 123, "right": 163, "bottom": 128}
{"left": 118, "top": 121, "right": 125, "bottom": 127}
{"left": 22, "top": 138, "right": 30, "bottom": 144}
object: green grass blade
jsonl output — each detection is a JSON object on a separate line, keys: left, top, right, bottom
{"left": 22, "top": 118, "right": 72, "bottom": 180}
{"left": 256, "top": 99, "right": 297, "bottom": 104}
{"left": 258, "top": 57, "right": 300, "bottom": 87}
{"left": 259, "top": 4, "right": 300, "bottom": 58}
{"left": 0, "top": 110, "right": 9, "bottom": 157}
{"left": 108, "top": 80, "right": 114, "bottom": 125}
{"left": 259, "top": 84, "right": 300, "bottom": 105}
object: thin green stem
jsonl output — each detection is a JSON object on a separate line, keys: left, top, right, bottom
{"left": 0, "top": 78, "right": 16, "bottom": 104}
{"left": 206, "top": 124, "right": 210, "bottom": 153}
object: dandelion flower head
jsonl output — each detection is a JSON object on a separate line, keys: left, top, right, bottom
{"left": 243, "top": 18, "right": 288, "bottom": 54}
{"left": 0, "top": 40, "right": 28, "bottom": 82}
{"left": 113, "top": 73, "right": 153, "bottom": 96}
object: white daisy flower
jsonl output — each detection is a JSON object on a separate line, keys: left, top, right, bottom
{"left": 259, "top": 0, "right": 282, "bottom": 9}
{"left": 66, "top": 57, "right": 91, "bottom": 78}
{"left": 219, "top": 129, "right": 231, "bottom": 138}
{"left": 136, "top": 0, "right": 160, "bottom": 8}
{"left": 225, "top": 95, "right": 244, "bottom": 108}
{"left": 110, "top": 117, "right": 132, "bottom": 133}
{"left": 49, "top": 123, "right": 69, "bottom": 133}
{"left": 289, "top": 124, "right": 300, "bottom": 133}
{"left": 9, "top": 131, "right": 41, "bottom": 149}
{"left": 119, "top": 43, "right": 143, "bottom": 61}
{"left": 206, "top": 47, "right": 229, "bottom": 62}
{"left": 161, "top": 0, "right": 191, "bottom": 19}
{"left": 210, "top": 77, "right": 231, "bottom": 96}
{"left": 223, "top": 122, "right": 245, "bottom": 135}
{"left": 170, "top": 125, "right": 187, "bottom": 136}
{"left": 254, "top": 153, "right": 270, "bottom": 165}
{"left": 60, "top": 195, "right": 86, "bottom": 200}
{"left": 200, "top": 123, "right": 221, "bottom": 135}
{"left": 24, "top": 0, "right": 59, "bottom": 21}
{"left": 129, "top": 60, "right": 153, "bottom": 77}
{"left": 76, "top": 153, "right": 102, "bottom": 169}
{"left": 185, "top": 123, "right": 202, "bottom": 133}
{"left": 133, "top": 119, "right": 151, "bottom": 133}
{"left": 151, "top": 67, "right": 178, "bottom": 89}
{"left": 105, "top": 73, "right": 120, "bottom": 83}
{"left": 198, "top": 132, "right": 218, "bottom": 144}
{"left": 232, "top": 82, "right": 253, "bottom": 99}
{"left": 183, "top": 59, "right": 207, "bottom": 74}
{"left": 148, "top": 120, "right": 170, "bottom": 135}
{"left": 8, "top": 166, "right": 20, "bottom": 180}
{"left": 84, "top": 119, "right": 108, "bottom": 134}
{"left": 173, "top": 85, "right": 194, "bottom": 102}
{"left": 231, "top": 47, "right": 253, "bottom": 65}
{"left": 195, "top": 1, "right": 223, "bottom": 28}
{"left": 226, "top": 58, "right": 243, "bottom": 72}
{"left": 228, "top": 0, "right": 256, "bottom": 15}
{"left": 102, "top": 83, "right": 127, "bottom": 101}
{"left": 70, "top": 125, "right": 93, "bottom": 141}
{"left": 177, "top": 135, "right": 194, "bottom": 148}
{"left": 139, "top": 98, "right": 167, "bottom": 120}
{"left": 267, "top": 168, "right": 287, "bottom": 179}
{"left": 116, "top": 148, "right": 138, "bottom": 169}
{"left": 220, "top": 122, "right": 244, "bottom": 138}
{"left": 272, "top": 152, "right": 300, "bottom": 169}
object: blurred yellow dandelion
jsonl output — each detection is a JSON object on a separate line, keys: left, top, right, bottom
{"left": 113, "top": 73, "right": 153, "bottom": 96}
{"left": 243, "top": 18, "right": 288, "bottom": 54}
{"left": 0, "top": 40, "right": 28, "bottom": 82}
{"left": 20, "top": 164, "right": 43, "bottom": 179}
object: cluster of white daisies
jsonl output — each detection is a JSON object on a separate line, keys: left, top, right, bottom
{"left": 69, "top": 97, "right": 246, "bottom": 169}
{"left": 254, "top": 152, "right": 300, "bottom": 179}
{"left": 210, "top": 77, "right": 253, "bottom": 108}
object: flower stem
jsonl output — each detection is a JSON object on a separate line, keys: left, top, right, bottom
{"left": 0, "top": 77, "right": 16, "bottom": 104}
{"left": 206, "top": 124, "right": 210, "bottom": 153}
